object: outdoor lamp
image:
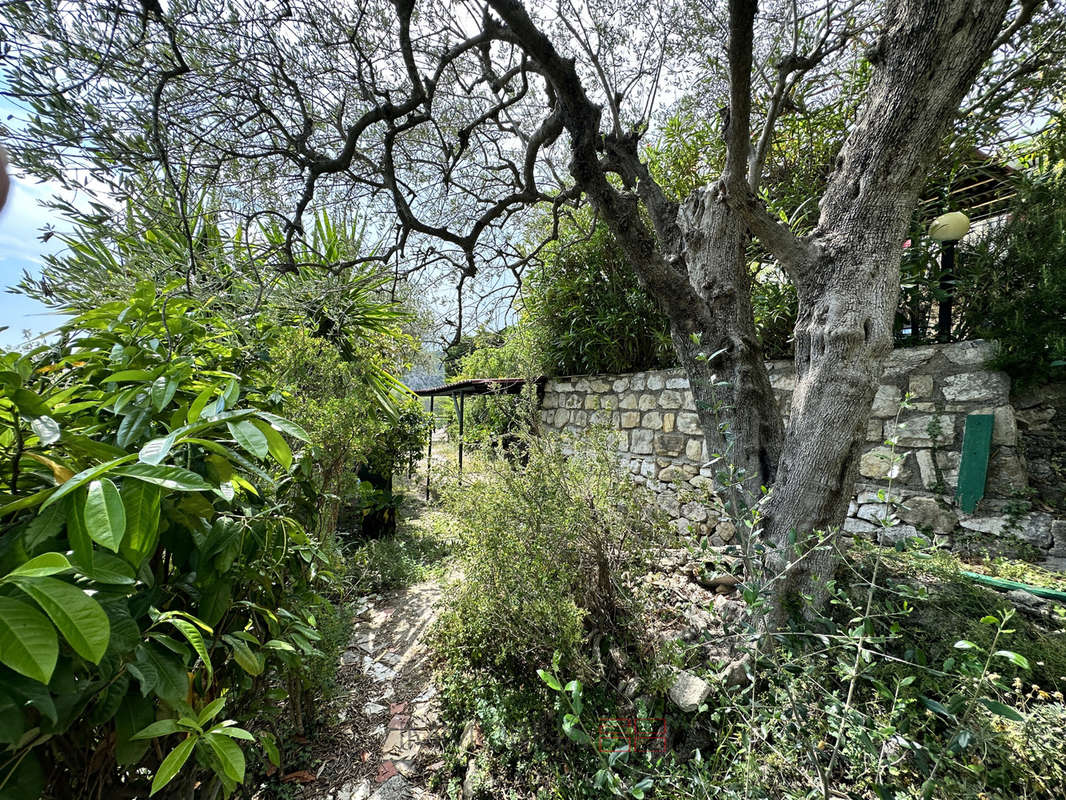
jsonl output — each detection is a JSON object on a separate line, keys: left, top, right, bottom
{"left": 928, "top": 211, "right": 970, "bottom": 341}
{"left": 929, "top": 211, "right": 970, "bottom": 242}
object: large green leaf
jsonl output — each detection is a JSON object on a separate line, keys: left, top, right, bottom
{"left": 112, "top": 463, "right": 213, "bottom": 492}
{"left": 150, "top": 376, "right": 177, "bottom": 413}
{"left": 66, "top": 492, "right": 94, "bottom": 571}
{"left": 84, "top": 478, "right": 126, "bottom": 552}
{"left": 150, "top": 735, "right": 196, "bottom": 796}
{"left": 251, "top": 420, "right": 292, "bottom": 470}
{"left": 254, "top": 411, "right": 308, "bottom": 441}
{"left": 204, "top": 731, "right": 246, "bottom": 784}
{"left": 115, "top": 693, "right": 155, "bottom": 765}
{"left": 2, "top": 552, "right": 71, "bottom": 579}
{"left": 139, "top": 433, "right": 177, "bottom": 466}
{"left": 119, "top": 479, "right": 162, "bottom": 567}
{"left": 0, "top": 596, "right": 59, "bottom": 684}
{"left": 13, "top": 577, "right": 110, "bottom": 663}
{"left": 12, "top": 388, "right": 51, "bottom": 417}
{"left": 135, "top": 644, "right": 189, "bottom": 705}
{"left": 70, "top": 550, "right": 135, "bottom": 585}
{"left": 40, "top": 455, "right": 136, "bottom": 510}
{"left": 226, "top": 420, "right": 269, "bottom": 460}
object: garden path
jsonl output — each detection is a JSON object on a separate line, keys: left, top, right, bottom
{"left": 303, "top": 573, "right": 450, "bottom": 800}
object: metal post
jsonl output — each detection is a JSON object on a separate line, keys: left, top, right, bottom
{"left": 936, "top": 240, "right": 956, "bottom": 342}
{"left": 425, "top": 395, "right": 434, "bottom": 500}
{"left": 458, "top": 391, "right": 465, "bottom": 479}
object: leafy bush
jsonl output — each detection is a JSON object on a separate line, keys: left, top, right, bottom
{"left": 0, "top": 283, "right": 345, "bottom": 798}
{"left": 432, "top": 432, "right": 666, "bottom": 683}
{"left": 269, "top": 330, "right": 430, "bottom": 538}
{"left": 522, "top": 220, "right": 676, "bottom": 377}
{"left": 954, "top": 164, "right": 1066, "bottom": 384}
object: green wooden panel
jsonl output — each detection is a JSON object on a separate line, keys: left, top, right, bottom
{"left": 956, "top": 414, "right": 994, "bottom": 513}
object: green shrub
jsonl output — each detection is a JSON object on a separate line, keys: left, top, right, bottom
{"left": 0, "top": 283, "right": 344, "bottom": 798}
{"left": 954, "top": 164, "right": 1066, "bottom": 384}
{"left": 432, "top": 432, "right": 666, "bottom": 683}
{"left": 522, "top": 220, "right": 676, "bottom": 377}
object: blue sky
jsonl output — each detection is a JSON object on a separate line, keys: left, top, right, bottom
{"left": 0, "top": 175, "right": 68, "bottom": 348}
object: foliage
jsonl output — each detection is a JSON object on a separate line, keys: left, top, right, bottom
{"left": 522, "top": 220, "right": 676, "bottom": 377}
{"left": 432, "top": 431, "right": 665, "bottom": 685}
{"left": 443, "top": 326, "right": 542, "bottom": 445}
{"left": 0, "top": 283, "right": 346, "bottom": 798}
{"left": 20, "top": 201, "right": 413, "bottom": 408}
{"left": 268, "top": 330, "right": 430, "bottom": 538}
{"left": 953, "top": 162, "right": 1066, "bottom": 384}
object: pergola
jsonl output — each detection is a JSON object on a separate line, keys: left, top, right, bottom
{"left": 414, "top": 377, "right": 540, "bottom": 497}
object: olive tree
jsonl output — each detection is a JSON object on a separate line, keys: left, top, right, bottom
{"left": 1, "top": 0, "right": 1059, "bottom": 624}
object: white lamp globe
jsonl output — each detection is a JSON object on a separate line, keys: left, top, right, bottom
{"left": 929, "top": 211, "right": 970, "bottom": 242}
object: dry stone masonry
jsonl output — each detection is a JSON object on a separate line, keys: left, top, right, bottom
{"left": 538, "top": 340, "right": 1066, "bottom": 566}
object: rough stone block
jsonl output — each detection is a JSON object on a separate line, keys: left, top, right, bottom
{"left": 641, "top": 411, "right": 662, "bottom": 428}
{"left": 584, "top": 394, "right": 599, "bottom": 410}
{"left": 943, "top": 339, "right": 995, "bottom": 365}
{"left": 685, "top": 438, "right": 703, "bottom": 461}
{"left": 866, "top": 418, "right": 883, "bottom": 442}
{"left": 666, "top": 377, "right": 689, "bottom": 389}
{"left": 680, "top": 501, "right": 709, "bottom": 522}
{"left": 681, "top": 390, "right": 696, "bottom": 410}
{"left": 668, "top": 669, "right": 711, "bottom": 712}
{"left": 659, "top": 389, "right": 683, "bottom": 409}
{"left": 677, "top": 412, "right": 702, "bottom": 435}
{"left": 958, "top": 514, "right": 1009, "bottom": 535}
{"left": 630, "top": 375, "right": 646, "bottom": 390}
{"left": 613, "top": 378, "right": 629, "bottom": 393}
{"left": 647, "top": 374, "right": 665, "bottom": 390}
{"left": 590, "top": 379, "right": 612, "bottom": 393}
{"left": 899, "top": 496, "right": 958, "bottom": 534}
{"left": 859, "top": 446, "right": 909, "bottom": 480}
{"left": 654, "top": 432, "right": 686, "bottom": 457}
{"left": 639, "top": 394, "right": 659, "bottom": 411}
{"left": 941, "top": 372, "right": 1010, "bottom": 403}
{"left": 542, "top": 393, "right": 558, "bottom": 409}
{"left": 662, "top": 412, "right": 676, "bottom": 432}
{"left": 872, "top": 384, "right": 903, "bottom": 417}
{"left": 986, "top": 448, "right": 1028, "bottom": 495}
{"left": 885, "top": 414, "right": 955, "bottom": 446}
{"left": 908, "top": 375, "right": 934, "bottom": 398}
{"left": 993, "top": 406, "right": 1018, "bottom": 446}
{"left": 916, "top": 449, "right": 961, "bottom": 490}
{"left": 619, "top": 392, "right": 638, "bottom": 409}
{"left": 883, "top": 346, "right": 937, "bottom": 377}
{"left": 563, "top": 394, "right": 584, "bottom": 409}
{"left": 631, "top": 429, "right": 654, "bottom": 454}
{"left": 1050, "top": 520, "right": 1066, "bottom": 557}
{"left": 857, "top": 503, "right": 894, "bottom": 525}
{"left": 844, "top": 517, "right": 878, "bottom": 535}
{"left": 658, "top": 465, "right": 687, "bottom": 482}
{"left": 621, "top": 411, "right": 641, "bottom": 428}
{"left": 575, "top": 378, "right": 591, "bottom": 392}
{"left": 553, "top": 409, "right": 570, "bottom": 427}
{"left": 878, "top": 525, "right": 925, "bottom": 546}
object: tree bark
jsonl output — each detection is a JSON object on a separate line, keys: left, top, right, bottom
{"left": 758, "top": 0, "right": 1014, "bottom": 626}
{"left": 673, "top": 192, "right": 783, "bottom": 499}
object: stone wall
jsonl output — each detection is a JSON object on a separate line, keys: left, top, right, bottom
{"left": 538, "top": 340, "right": 1066, "bottom": 564}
